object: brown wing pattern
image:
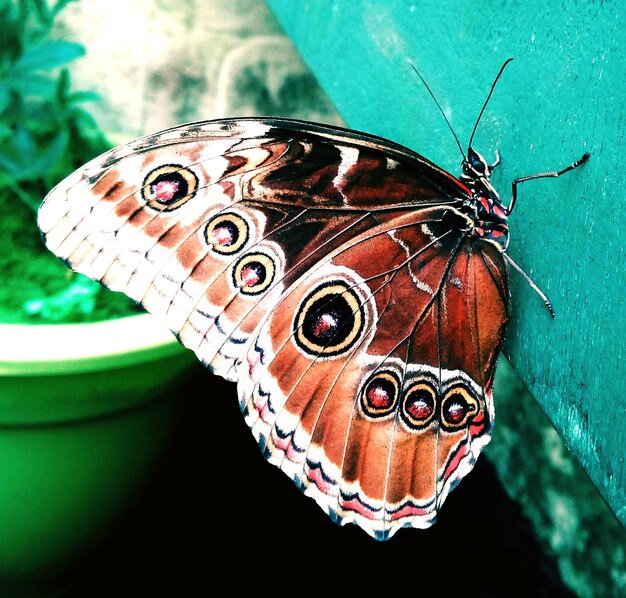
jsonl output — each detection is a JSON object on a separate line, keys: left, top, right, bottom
{"left": 239, "top": 208, "right": 508, "bottom": 539}
{"left": 38, "top": 118, "right": 508, "bottom": 540}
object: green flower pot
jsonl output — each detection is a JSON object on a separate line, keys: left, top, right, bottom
{"left": 0, "top": 313, "right": 197, "bottom": 594}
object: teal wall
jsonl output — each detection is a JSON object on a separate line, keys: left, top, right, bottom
{"left": 267, "top": 0, "right": 624, "bottom": 526}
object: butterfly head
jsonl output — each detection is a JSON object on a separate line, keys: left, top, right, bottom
{"left": 463, "top": 147, "right": 491, "bottom": 178}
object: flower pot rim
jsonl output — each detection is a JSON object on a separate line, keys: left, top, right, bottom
{"left": 0, "top": 313, "right": 186, "bottom": 376}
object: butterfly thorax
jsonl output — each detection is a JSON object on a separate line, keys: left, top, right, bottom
{"left": 459, "top": 147, "right": 509, "bottom": 248}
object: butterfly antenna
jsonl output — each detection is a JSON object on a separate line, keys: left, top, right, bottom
{"left": 407, "top": 59, "right": 465, "bottom": 160}
{"left": 467, "top": 58, "right": 514, "bottom": 151}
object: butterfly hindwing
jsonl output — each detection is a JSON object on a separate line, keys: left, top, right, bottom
{"left": 239, "top": 207, "right": 507, "bottom": 539}
{"left": 38, "top": 117, "right": 509, "bottom": 540}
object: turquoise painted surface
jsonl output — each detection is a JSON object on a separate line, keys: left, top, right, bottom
{"left": 266, "top": 0, "right": 624, "bottom": 525}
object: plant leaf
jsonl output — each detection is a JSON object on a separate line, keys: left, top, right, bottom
{"left": 13, "top": 40, "right": 85, "bottom": 72}
{"left": 0, "top": 84, "right": 10, "bottom": 113}
{"left": 8, "top": 72, "right": 56, "bottom": 97}
{"left": 31, "top": 128, "right": 70, "bottom": 176}
{"left": 67, "top": 89, "right": 101, "bottom": 104}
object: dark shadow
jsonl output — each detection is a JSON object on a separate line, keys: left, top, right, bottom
{"left": 55, "top": 371, "right": 575, "bottom": 597}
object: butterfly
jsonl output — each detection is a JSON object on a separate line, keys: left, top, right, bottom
{"left": 37, "top": 61, "right": 588, "bottom": 540}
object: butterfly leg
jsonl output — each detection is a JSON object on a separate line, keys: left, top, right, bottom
{"left": 489, "top": 150, "right": 501, "bottom": 170}
{"left": 507, "top": 151, "right": 590, "bottom": 213}
{"left": 503, "top": 151, "right": 589, "bottom": 316}
{"left": 504, "top": 253, "right": 555, "bottom": 317}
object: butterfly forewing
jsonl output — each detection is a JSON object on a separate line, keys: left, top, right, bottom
{"left": 38, "top": 117, "right": 509, "bottom": 540}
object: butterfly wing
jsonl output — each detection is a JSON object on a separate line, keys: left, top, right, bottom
{"left": 38, "top": 118, "right": 508, "bottom": 539}
{"left": 240, "top": 208, "right": 508, "bottom": 539}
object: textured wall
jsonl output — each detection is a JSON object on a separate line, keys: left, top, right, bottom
{"left": 55, "top": 0, "right": 341, "bottom": 139}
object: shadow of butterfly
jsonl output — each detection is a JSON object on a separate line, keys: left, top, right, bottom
{"left": 37, "top": 60, "right": 588, "bottom": 540}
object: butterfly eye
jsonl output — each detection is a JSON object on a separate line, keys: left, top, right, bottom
{"left": 467, "top": 148, "right": 487, "bottom": 175}
{"left": 294, "top": 281, "right": 364, "bottom": 358}
{"left": 233, "top": 252, "right": 275, "bottom": 295}
{"left": 142, "top": 164, "right": 199, "bottom": 211}
{"left": 205, "top": 213, "right": 249, "bottom": 255}
{"left": 401, "top": 381, "right": 437, "bottom": 430}
{"left": 360, "top": 371, "right": 400, "bottom": 419}
{"left": 440, "top": 386, "right": 479, "bottom": 430}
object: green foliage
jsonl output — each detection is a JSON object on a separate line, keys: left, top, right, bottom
{"left": 0, "top": 0, "right": 111, "bottom": 210}
{"left": 0, "top": 0, "right": 138, "bottom": 323}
